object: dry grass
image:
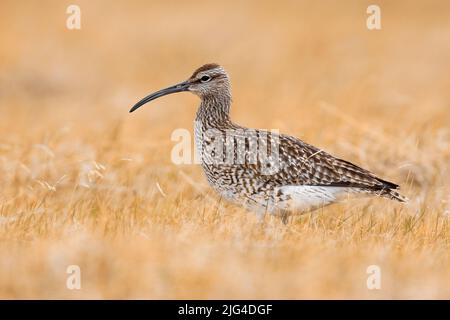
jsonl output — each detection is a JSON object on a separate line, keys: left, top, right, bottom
{"left": 0, "top": 0, "right": 449, "bottom": 299}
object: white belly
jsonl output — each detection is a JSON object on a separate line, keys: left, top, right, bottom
{"left": 272, "top": 185, "right": 358, "bottom": 213}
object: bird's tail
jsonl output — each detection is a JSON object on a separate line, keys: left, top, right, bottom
{"left": 380, "top": 188, "right": 408, "bottom": 202}
{"left": 372, "top": 178, "right": 408, "bottom": 202}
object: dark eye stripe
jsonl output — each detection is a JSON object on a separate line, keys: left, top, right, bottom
{"left": 195, "top": 74, "right": 216, "bottom": 83}
{"left": 193, "top": 73, "right": 225, "bottom": 84}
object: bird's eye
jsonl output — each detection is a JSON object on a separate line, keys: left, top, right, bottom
{"left": 200, "top": 75, "right": 211, "bottom": 82}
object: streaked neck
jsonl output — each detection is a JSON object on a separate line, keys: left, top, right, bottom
{"left": 195, "top": 94, "right": 232, "bottom": 127}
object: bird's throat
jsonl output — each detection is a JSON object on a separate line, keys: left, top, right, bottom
{"left": 195, "top": 95, "right": 232, "bottom": 127}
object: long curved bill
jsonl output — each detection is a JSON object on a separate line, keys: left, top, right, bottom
{"left": 129, "top": 81, "right": 190, "bottom": 113}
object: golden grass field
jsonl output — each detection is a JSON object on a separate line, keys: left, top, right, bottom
{"left": 0, "top": 0, "right": 449, "bottom": 299}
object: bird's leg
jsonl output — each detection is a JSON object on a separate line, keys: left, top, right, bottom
{"left": 255, "top": 208, "right": 267, "bottom": 224}
{"left": 253, "top": 199, "right": 272, "bottom": 224}
{"left": 280, "top": 210, "right": 291, "bottom": 225}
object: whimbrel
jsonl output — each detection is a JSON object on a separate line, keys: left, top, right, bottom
{"left": 130, "top": 64, "right": 406, "bottom": 220}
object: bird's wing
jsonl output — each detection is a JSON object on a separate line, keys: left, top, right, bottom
{"left": 273, "top": 134, "right": 399, "bottom": 191}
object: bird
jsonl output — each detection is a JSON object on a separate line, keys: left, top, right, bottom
{"left": 130, "top": 63, "right": 407, "bottom": 221}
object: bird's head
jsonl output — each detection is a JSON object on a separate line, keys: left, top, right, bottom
{"left": 129, "top": 63, "right": 230, "bottom": 113}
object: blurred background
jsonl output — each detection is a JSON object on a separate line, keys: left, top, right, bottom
{"left": 0, "top": 0, "right": 449, "bottom": 299}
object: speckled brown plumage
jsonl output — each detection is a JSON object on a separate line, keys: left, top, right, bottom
{"left": 130, "top": 63, "right": 407, "bottom": 218}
